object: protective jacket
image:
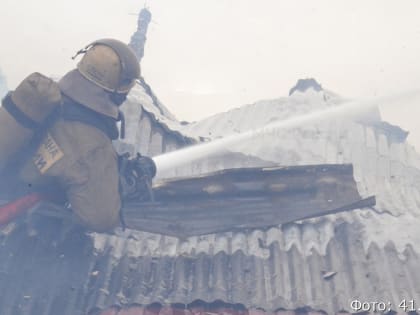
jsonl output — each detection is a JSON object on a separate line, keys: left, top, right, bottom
{"left": 0, "top": 39, "right": 141, "bottom": 232}
{"left": 19, "top": 95, "right": 122, "bottom": 232}
{"left": 0, "top": 76, "right": 122, "bottom": 232}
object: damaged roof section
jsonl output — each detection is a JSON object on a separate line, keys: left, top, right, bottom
{"left": 124, "top": 164, "right": 375, "bottom": 237}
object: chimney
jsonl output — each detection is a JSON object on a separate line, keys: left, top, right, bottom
{"left": 129, "top": 7, "right": 152, "bottom": 62}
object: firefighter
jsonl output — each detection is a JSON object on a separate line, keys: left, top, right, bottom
{"left": 0, "top": 39, "right": 140, "bottom": 232}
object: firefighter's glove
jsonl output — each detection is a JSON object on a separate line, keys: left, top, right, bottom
{"left": 118, "top": 153, "right": 156, "bottom": 202}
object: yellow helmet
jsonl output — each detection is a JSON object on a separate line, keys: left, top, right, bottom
{"left": 77, "top": 38, "right": 140, "bottom": 93}
{"left": 59, "top": 39, "right": 140, "bottom": 118}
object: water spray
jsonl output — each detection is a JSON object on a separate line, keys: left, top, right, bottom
{"left": 153, "top": 89, "right": 420, "bottom": 176}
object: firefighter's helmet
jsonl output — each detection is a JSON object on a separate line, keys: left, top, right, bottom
{"left": 77, "top": 39, "right": 140, "bottom": 93}
{"left": 58, "top": 39, "right": 140, "bottom": 119}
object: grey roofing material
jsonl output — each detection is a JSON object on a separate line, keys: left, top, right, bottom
{"left": 0, "top": 219, "right": 418, "bottom": 315}
{"left": 117, "top": 84, "right": 195, "bottom": 158}
{"left": 110, "top": 90, "right": 420, "bottom": 311}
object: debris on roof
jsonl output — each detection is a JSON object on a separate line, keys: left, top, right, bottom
{"left": 123, "top": 164, "right": 374, "bottom": 237}
{"left": 289, "top": 78, "right": 323, "bottom": 96}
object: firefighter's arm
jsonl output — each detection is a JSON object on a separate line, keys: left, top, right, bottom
{"left": 62, "top": 144, "right": 121, "bottom": 232}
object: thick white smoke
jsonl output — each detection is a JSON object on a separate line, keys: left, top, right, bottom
{"left": 153, "top": 89, "right": 420, "bottom": 177}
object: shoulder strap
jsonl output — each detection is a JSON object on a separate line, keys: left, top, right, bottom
{"left": 2, "top": 93, "right": 40, "bottom": 130}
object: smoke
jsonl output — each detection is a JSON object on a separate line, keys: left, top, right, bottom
{"left": 153, "top": 89, "right": 420, "bottom": 177}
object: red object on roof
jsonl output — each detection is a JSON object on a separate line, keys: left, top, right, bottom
{"left": 0, "top": 193, "right": 43, "bottom": 226}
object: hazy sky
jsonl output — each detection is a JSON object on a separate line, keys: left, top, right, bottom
{"left": 1, "top": 0, "right": 420, "bottom": 147}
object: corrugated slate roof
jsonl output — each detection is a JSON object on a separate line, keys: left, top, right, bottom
{"left": 1, "top": 219, "right": 419, "bottom": 315}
